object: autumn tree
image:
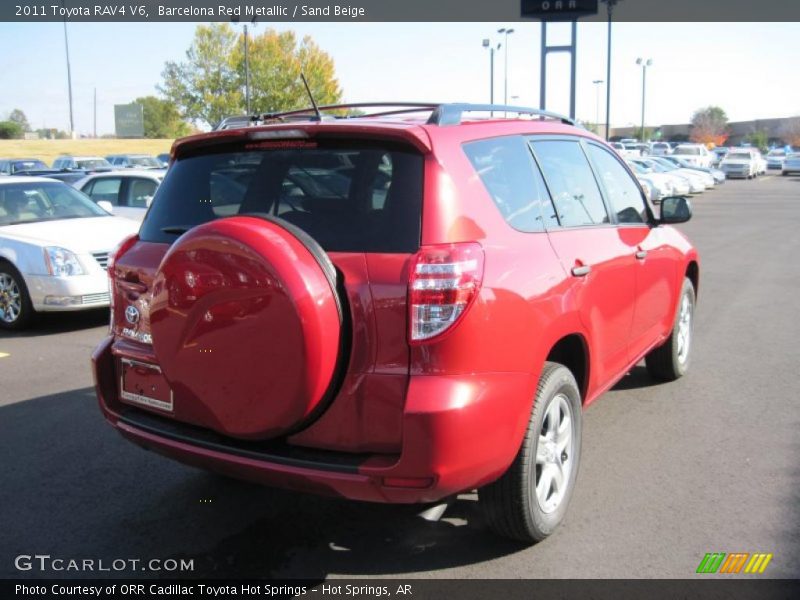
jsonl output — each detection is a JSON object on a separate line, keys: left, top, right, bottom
{"left": 160, "top": 24, "right": 342, "bottom": 128}
{"left": 133, "top": 96, "right": 190, "bottom": 138}
{"left": 780, "top": 117, "right": 800, "bottom": 147}
{"left": 690, "top": 106, "right": 729, "bottom": 146}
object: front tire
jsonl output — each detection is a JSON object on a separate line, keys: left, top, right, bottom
{"left": 646, "top": 277, "right": 695, "bottom": 381}
{"left": 480, "top": 362, "right": 582, "bottom": 543}
{"left": 0, "top": 262, "right": 34, "bottom": 330}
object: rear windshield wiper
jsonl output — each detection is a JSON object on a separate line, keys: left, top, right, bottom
{"left": 161, "top": 225, "right": 192, "bottom": 235}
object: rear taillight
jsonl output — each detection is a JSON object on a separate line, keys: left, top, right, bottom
{"left": 107, "top": 234, "right": 138, "bottom": 331}
{"left": 408, "top": 242, "right": 484, "bottom": 343}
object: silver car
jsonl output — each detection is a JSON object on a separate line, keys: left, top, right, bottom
{"left": 782, "top": 152, "right": 800, "bottom": 176}
{"left": 75, "top": 170, "right": 165, "bottom": 222}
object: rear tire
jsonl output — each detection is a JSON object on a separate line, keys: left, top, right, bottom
{"left": 480, "top": 362, "right": 582, "bottom": 543}
{"left": 646, "top": 277, "right": 695, "bottom": 381}
{"left": 0, "top": 261, "right": 34, "bottom": 330}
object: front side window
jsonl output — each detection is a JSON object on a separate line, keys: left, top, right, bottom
{"left": 464, "top": 136, "right": 554, "bottom": 232}
{"left": 529, "top": 140, "right": 609, "bottom": 227}
{"left": 587, "top": 144, "right": 649, "bottom": 224}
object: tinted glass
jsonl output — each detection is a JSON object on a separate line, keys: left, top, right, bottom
{"left": 140, "top": 141, "right": 423, "bottom": 252}
{"left": 530, "top": 140, "right": 609, "bottom": 227}
{"left": 129, "top": 156, "right": 162, "bottom": 168}
{"left": 464, "top": 136, "right": 554, "bottom": 232}
{"left": 76, "top": 159, "right": 111, "bottom": 169}
{"left": 675, "top": 146, "right": 701, "bottom": 155}
{"left": 0, "top": 182, "right": 108, "bottom": 225}
{"left": 11, "top": 160, "right": 48, "bottom": 173}
{"left": 587, "top": 144, "right": 648, "bottom": 224}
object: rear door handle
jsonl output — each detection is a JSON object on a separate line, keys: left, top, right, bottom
{"left": 571, "top": 265, "right": 591, "bottom": 277}
{"left": 635, "top": 250, "right": 648, "bottom": 260}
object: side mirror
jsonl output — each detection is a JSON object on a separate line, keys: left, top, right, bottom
{"left": 659, "top": 196, "right": 692, "bottom": 224}
{"left": 97, "top": 200, "right": 114, "bottom": 214}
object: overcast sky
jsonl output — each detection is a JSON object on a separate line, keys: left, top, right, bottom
{"left": 0, "top": 21, "right": 797, "bottom": 135}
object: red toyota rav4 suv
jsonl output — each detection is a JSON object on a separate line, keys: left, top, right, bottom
{"left": 92, "top": 103, "right": 698, "bottom": 543}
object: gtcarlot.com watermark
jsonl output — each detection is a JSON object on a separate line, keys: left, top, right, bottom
{"left": 14, "top": 554, "right": 194, "bottom": 573}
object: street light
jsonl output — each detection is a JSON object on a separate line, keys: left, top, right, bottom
{"left": 592, "top": 79, "right": 604, "bottom": 133}
{"left": 481, "top": 38, "right": 499, "bottom": 105}
{"left": 636, "top": 57, "right": 653, "bottom": 142}
{"left": 61, "top": 19, "right": 74, "bottom": 135}
{"left": 601, "top": 0, "right": 621, "bottom": 140}
{"left": 497, "top": 27, "right": 515, "bottom": 106}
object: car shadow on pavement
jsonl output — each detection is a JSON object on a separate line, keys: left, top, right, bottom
{"left": 0, "top": 309, "right": 108, "bottom": 338}
{"left": 609, "top": 365, "right": 665, "bottom": 392}
{"left": 0, "top": 387, "right": 527, "bottom": 581}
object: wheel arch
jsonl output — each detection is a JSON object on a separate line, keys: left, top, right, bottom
{"left": 686, "top": 260, "right": 699, "bottom": 297}
{"left": 544, "top": 333, "right": 590, "bottom": 404}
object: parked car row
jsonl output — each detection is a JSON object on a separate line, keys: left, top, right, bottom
{"left": 0, "top": 176, "right": 139, "bottom": 330}
{"left": 621, "top": 153, "right": 722, "bottom": 203}
{"left": 0, "top": 153, "right": 168, "bottom": 177}
{"left": 0, "top": 158, "right": 168, "bottom": 329}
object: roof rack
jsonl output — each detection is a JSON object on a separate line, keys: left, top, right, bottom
{"left": 212, "top": 103, "right": 575, "bottom": 130}
{"left": 427, "top": 104, "right": 575, "bottom": 126}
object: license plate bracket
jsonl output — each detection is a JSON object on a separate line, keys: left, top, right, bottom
{"left": 119, "top": 358, "right": 173, "bottom": 413}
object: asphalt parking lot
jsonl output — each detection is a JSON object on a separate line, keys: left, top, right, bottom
{"left": 1, "top": 173, "right": 799, "bottom": 580}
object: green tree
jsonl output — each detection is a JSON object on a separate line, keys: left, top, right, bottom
{"left": 160, "top": 24, "right": 342, "bottom": 128}
{"left": 690, "top": 106, "right": 729, "bottom": 146}
{"left": 133, "top": 96, "right": 190, "bottom": 138}
{"left": 8, "top": 109, "right": 30, "bottom": 132}
{"left": 0, "top": 121, "right": 23, "bottom": 139}
{"left": 234, "top": 30, "right": 342, "bottom": 114}
{"left": 160, "top": 24, "right": 242, "bottom": 127}
{"left": 745, "top": 129, "right": 769, "bottom": 153}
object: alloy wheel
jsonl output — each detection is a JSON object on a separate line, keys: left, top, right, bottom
{"left": 0, "top": 273, "right": 22, "bottom": 324}
{"left": 534, "top": 393, "right": 576, "bottom": 514}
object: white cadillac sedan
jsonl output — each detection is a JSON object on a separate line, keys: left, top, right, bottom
{"left": 0, "top": 177, "right": 139, "bottom": 330}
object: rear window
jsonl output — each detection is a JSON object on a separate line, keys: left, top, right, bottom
{"left": 139, "top": 141, "right": 423, "bottom": 253}
{"left": 675, "top": 146, "right": 701, "bottom": 155}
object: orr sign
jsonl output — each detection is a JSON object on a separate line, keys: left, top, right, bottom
{"left": 522, "top": 0, "right": 600, "bottom": 20}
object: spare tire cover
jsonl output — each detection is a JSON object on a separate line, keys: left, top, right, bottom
{"left": 150, "top": 215, "right": 342, "bottom": 439}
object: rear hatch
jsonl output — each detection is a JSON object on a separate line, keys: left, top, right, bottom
{"left": 109, "top": 131, "right": 425, "bottom": 450}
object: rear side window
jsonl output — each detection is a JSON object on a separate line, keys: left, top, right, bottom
{"left": 86, "top": 178, "right": 122, "bottom": 205}
{"left": 126, "top": 178, "right": 159, "bottom": 208}
{"left": 530, "top": 140, "right": 609, "bottom": 227}
{"left": 463, "top": 136, "right": 554, "bottom": 232}
{"left": 140, "top": 141, "right": 423, "bottom": 253}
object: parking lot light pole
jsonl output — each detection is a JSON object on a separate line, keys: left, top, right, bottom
{"left": 592, "top": 79, "right": 604, "bottom": 131}
{"left": 244, "top": 24, "right": 251, "bottom": 114}
{"left": 636, "top": 57, "right": 653, "bottom": 142}
{"left": 602, "top": 0, "right": 619, "bottom": 140}
{"left": 62, "top": 20, "right": 74, "bottom": 136}
{"left": 482, "top": 39, "right": 496, "bottom": 105}
{"left": 497, "top": 28, "right": 515, "bottom": 106}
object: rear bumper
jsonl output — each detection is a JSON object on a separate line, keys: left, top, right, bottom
{"left": 92, "top": 336, "right": 534, "bottom": 503}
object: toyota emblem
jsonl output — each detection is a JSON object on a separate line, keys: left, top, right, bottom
{"left": 125, "top": 305, "right": 140, "bottom": 325}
